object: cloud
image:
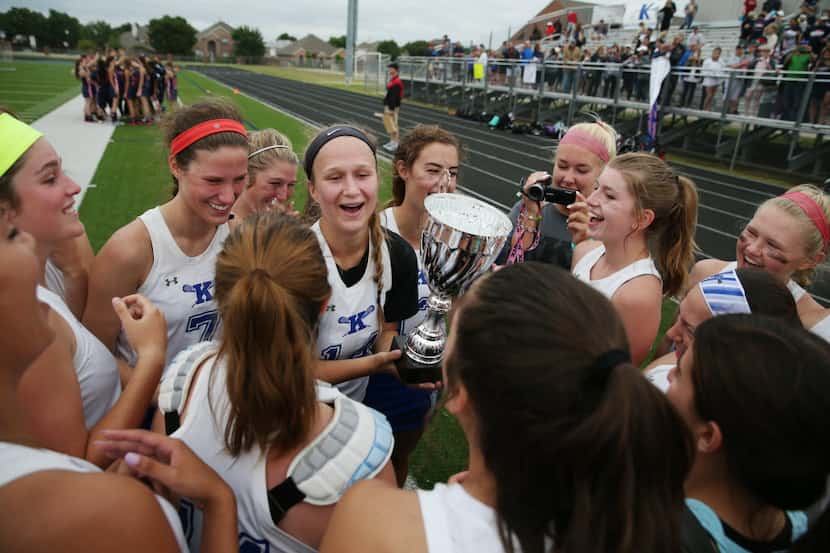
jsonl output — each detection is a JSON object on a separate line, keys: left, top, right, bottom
{"left": 3, "top": 0, "right": 545, "bottom": 46}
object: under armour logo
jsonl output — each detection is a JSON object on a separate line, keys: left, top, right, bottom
{"left": 165, "top": 276, "right": 179, "bottom": 287}
{"left": 338, "top": 304, "right": 375, "bottom": 336}
{"left": 182, "top": 281, "right": 214, "bottom": 305}
{"left": 326, "top": 304, "right": 336, "bottom": 312}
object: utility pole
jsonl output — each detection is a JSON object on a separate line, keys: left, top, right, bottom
{"left": 345, "top": 0, "right": 358, "bottom": 84}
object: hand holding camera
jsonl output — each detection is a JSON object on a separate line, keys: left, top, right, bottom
{"left": 519, "top": 173, "right": 578, "bottom": 209}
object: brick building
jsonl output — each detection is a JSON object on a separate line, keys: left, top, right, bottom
{"left": 195, "top": 21, "right": 235, "bottom": 61}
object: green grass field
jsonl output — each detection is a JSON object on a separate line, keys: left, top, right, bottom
{"left": 0, "top": 61, "right": 682, "bottom": 489}
{"left": 0, "top": 60, "right": 78, "bottom": 122}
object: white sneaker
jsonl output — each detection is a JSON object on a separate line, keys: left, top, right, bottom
{"left": 384, "top": 141, "right": 398, "bottom": 152}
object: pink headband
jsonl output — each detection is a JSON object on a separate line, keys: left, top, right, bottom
{"left": 558, "top": 128, "right": 611, "bottom": 163}
{"left": 783, "top": 191, "right": 830, "bottom": 248}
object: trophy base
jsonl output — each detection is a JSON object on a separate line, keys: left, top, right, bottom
{"left": 391, "top": 335, "right": 443, "bottom": 384}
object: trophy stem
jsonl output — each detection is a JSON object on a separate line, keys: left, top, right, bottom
{"left": 401, "top": 292, "right": 450, "bottom": 368}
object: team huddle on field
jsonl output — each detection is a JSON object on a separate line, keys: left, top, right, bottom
{"left": 0, "top": 98, "right": 829, "bottom": 553}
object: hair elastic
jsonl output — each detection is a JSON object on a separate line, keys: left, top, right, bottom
{"left": 783, "top": 191, "right": 830, "bottom": 249}
{"left": 699, "top": 270, "right": 751, "bottom": 316}
{"left": 303, "top": 126, "right": 376, "bottom": 179}
{"left": 248, "top": 144, "right": 290, "bottom": 159}
{"left": 558, "top": 128, "right": 611, "bottom": 164}
{"left": 584, "top": 349, "right": 630, "bottom": 390}
{"left": 170, "top": 119, "right": 247, "bottom": 157}
{"left": 0, "top": 113, "right": 43, "bottom": 177}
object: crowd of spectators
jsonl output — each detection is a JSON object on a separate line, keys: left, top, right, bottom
{"left": 421, "top": 5, "right": 830, "bottom": 124}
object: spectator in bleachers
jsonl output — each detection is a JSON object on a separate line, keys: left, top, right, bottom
{"left": 744, "top": 0, "right": 758, "bottom": 19}
{"left": 807, "top": 14, "right": 830, "bottom": 55}
{"left": 799, "top": 13, "right": 810, "bottom": 34}
{"left": 741, "top": 14, "right": 756, "bottom": 46}
{"left": 688, "top": 26, "right": 705, "bottom": 49}
{"left": 763, "top": 22, "right": 780, "bottom": 52}
{"left": 782, "top": 18, "right": 803, "bottom": 55}
{"left": 702, "top": 46, "right": 725, "bottom": 110}
{"left": 635, "top": 22, "right": 648, "bottom": 46}
{"left": 726, "top": 44, "right": 753, "bottom": 113}
{"left": 659, "top": 0, "right": 677, "bottom": 32}
{"left": 604, "top": 44, "right": 622, "bottom": 97}
{"left": 745, "top": 43, "right": 778, "bottom": 116}
{"left": 662, "top": 33, "right": 688, "bottom": 106}
{"left": 588, "top": 46, "right": 607, "bottom": 96}
{"left": 544, "top": 46, "right": 562, "bottom": 91}
{"left": 521, "top": 40, "right": 534, "bottom": 63}
{"left": 682, "top": 50, "right": 703, "bottom": 106}
{"left": 782, "top": 40, "right": 816, "bottom": 120}
{"left": 802, "top": 0, "right": 819, "bottom": 25}
{"left": 573, "top": 23, "right": 586, "bottom": 47}
{"left": 810, "top": 45, "right": 830, "bottom": 123}
{"left": 751, "top": 12, "right": 769, "bottom": 43}
{"left": 682, "top": 0, "right": 699, "bottom": 29}
{"left": 566, "top": 10, "right": 578, "bottom": 35}
{"left": 762, "top": 0, "right": 782, "bottom": 13}
{"left": 561, "top": 40, "right": 582, "bottom": 93}
{"left": 595, "top": 19, "right": 609, "bottom": 40}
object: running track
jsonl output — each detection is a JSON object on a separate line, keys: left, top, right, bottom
{"left": 189, "top": 66, "right": 829, "bottom": 305}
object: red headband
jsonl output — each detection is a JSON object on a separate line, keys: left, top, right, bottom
{"left": 783, "top": 191, "right": 830, "bottom": 248}
{"left": 169, "top": 119, "right": 247, "bottom": 157}
{"left": 558, "top": 128, "right": 611, "bottom": 163}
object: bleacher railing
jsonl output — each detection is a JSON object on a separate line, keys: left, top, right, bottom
{"left": 398, "top": 55, "right": 830, "bottom": 133}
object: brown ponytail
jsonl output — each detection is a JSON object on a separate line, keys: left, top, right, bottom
{"left": 213, "top": 212, "right": 331, "bottom": 455}
{"left": 608, "top": 153, "right": 699, "bottom": 297}
{"left": 446, "top": 263, "right": 694, "bottom": 553}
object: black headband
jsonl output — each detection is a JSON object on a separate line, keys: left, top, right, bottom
{"left": 303, "top": 126, "right": 377, "bottom": 179}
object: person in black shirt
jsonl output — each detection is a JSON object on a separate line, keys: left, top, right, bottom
{"left": 382, "top": 63, "right": 404, "bottom": 152}
{"left": 659, "top": 0, "right": 677, "bottom": 31}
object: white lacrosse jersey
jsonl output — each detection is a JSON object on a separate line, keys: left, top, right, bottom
{"left": 0, "top": 441, "right": 188, "bottom": 551}
{"left": 572, "top": 245, "right": 661, "bottom": 299}
{"left": 168, "top": 353, "right": 318, "bottom": 553}
{"left": 312, "top": 221, "right": 393, "bottom": 402}
{"left": 116, "top": 207, "right": 228, "bottom": 376}
{"left": 418, "top": 483, "right": 515, "bottom": 553}
{"left": 380, "top": 208, "right": 431, "bottom": 336}
{"left": 37, "top": 285, "right": 121, "bottom": 429}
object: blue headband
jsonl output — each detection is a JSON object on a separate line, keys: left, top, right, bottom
{"left": 699, "top": 270, "right": 751, "bottom": 316}
{"left": 303, "top": 126, "right": 376, "bottom": 179}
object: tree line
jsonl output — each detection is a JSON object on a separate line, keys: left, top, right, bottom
{"left": 0, "top": 6, "right": 430, "bottom": 60}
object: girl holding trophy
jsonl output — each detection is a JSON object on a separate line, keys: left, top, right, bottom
{"left": 364, "top": 125, "right": 462, "bottom": 487}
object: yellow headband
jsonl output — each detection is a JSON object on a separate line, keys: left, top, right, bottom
{"left": 0, "top": 113, "right": 43, "bottom": 177}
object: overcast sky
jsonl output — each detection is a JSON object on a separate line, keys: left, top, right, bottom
{"left": 3, "top": 1, "right": 551, "bottom": 46}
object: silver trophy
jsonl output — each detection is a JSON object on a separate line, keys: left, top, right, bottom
{"left": 393, "top": 193, "right": 513, "bottom": 383}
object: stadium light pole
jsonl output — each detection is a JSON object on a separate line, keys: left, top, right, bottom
{"left": 345, "top": 0, "right": 358, "bottom": 84}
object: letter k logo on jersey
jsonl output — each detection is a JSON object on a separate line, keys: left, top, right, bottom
{"left": 337, "top": 304, "right": 376, "bottom": 336}
{"left": 182, "top": 281, "right": 214, "bottom": 306}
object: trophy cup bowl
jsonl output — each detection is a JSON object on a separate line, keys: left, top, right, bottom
{"left": 393, "top": 193, "right": 513, "bottom": 384}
